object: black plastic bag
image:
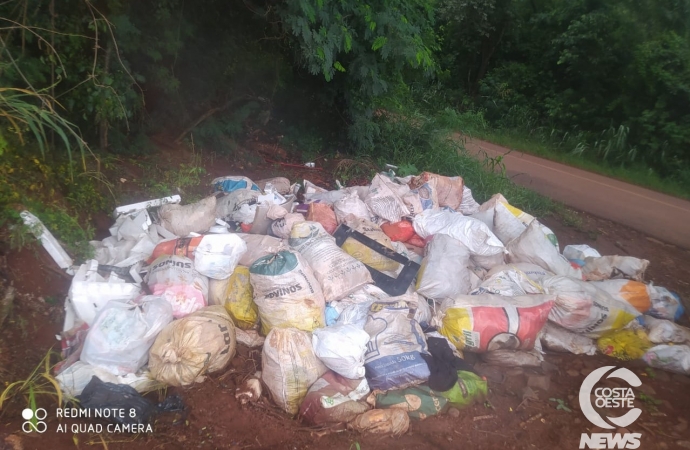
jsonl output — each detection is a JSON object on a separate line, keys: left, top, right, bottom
{"left": 77, "top": 376, "right": 157, "bottom": 425}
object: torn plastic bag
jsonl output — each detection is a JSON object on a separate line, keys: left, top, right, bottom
{"left": 409, "top": 172, "right": 464, "bottom": 211}
{"left": 435, "top": 294, "right": 555, "bottom": 352}
{"left": 20, "top": 210, "right": 74, "bottom": 270}
{"left": 415, "top": 234, "right": 471, "bottom": 299}
{"left": 643, "top": 316, "right": 690, "bottom": 344}
{"left": 211, "top": 175, "right": 260, "bottom": 193}
{"left": 146, "top": 255, "right": 208, "bottom": 318}
{"left": 271, "top": 213, "right": 306, "bottom": 239}
{"left": 219, "top": 265, "right": 258, "bottom": 329}
{"left": 80, "top": 297, "right": 173, "bottom": 375}
{"left": 299, "top": 372, "right": 370, "bottom": 425}
{"left": 262, "top": 327, "right": 328, "bottom": 415}
{"left": 597, "top": 329, "right": 652, "bottom": 360}
{"left": 306, "top": 202, "right": 338, "bottom": 234}
{"left": 413, "top": 209, "right": 505, "bottom": 269}
{"left": 289, "top": 222, "right": 373, "bottom": 302}
{"left": 77, "top": 376, "right": 157, "bottom": 425}
{"left": 237, "top": 234, "right": 287, "bottom": 267}
{"left": 539, "top": 322, "right": 598, "bottom": 355}
{"left": 374, "top": 385, "right": 448, "bottom": 420}
{"left": 647, "top": 286, "right": 684, "bottom": 321}
{"left": 56, "top": 362, "right": 159, "bottom": 397}
{"left": 563, "top": 245, "right": 601, "bottom": 263}
{"left": 249, "top": 250, "right": 326, "bottom": 333}
{"left": 365, "top": 174, "right": 411, "bottom": 222}
{"left": 459, "top": 186, "right": 481, "bottom": 215}
{"left": 193, "top": 233, "right": 247, "bottom": 280}
{"left": 313, "top": 324, "right": 371, "bottom": 379}
{"left": 472, "top": 266, "right": 544, "bottom": 296}
{"left": 348, "top": 409, "right": 409, "bottom": 435}
{"left": 363, "top": 300, "right": 430, "bottom": 390}
{"left": 507, "top": 221, "right": 582, "bottom": 279}
{"left": 542, "top": 275, "right": 640, "bottom": 338}
{"left": 149, "top": 306, "right": 236, "bottom": 386}
{"left": 582, "top": 255, "right": 649, "bottom": 282}
{"left": 215, "top": 190, "right": 260, "bottom": 223}
{"left": 158, "top": 196, "right": 217, "bottom": 236}
{"left": 642, "top": 344, "right": 690, "bottom": 375}
{"left": 68, "top": 260, "right": 142, "bottom": 326}
{"left": 487, "top": 263, "right": 554, "bottom": 284}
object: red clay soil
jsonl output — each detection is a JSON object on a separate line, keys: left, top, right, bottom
{"left": 2, "top": 141, "right": 690, "bottom": 450}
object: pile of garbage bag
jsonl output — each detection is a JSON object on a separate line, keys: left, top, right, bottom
{"left": 33, "top": 170, "right": 687, "bottom": 434}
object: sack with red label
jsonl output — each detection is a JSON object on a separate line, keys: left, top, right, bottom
{"left": 435, "top": 294, "right": 555, "bottom": 352}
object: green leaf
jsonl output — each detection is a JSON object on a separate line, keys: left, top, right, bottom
{"left": 334, "top": 61, "right": 346, "bottom": 72}
{"left": 372, "top": 36, "right": 387, "bottom": 51}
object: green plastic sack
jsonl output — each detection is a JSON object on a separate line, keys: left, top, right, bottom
{"left": 439, "top": 371, "right": 488, "bottom": 408}
{"left": 375, "top": 385, "right": 448, "bottom": 420}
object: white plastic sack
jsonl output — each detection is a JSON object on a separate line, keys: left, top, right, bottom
{"left": 563, "top": 245, "right": 601, "bottom": 262}
{"left": 262, "top": 328, "right": 328, "bottom": 415}
{"left": 365, "top": 174, "right": 411, "bottom": 222}
{"left": 507, "top": 221, "right": 582, "bottom": 278}
{"left": 208, "top": 277, "right": 229, "bottom": 306}
{"left": 493, "top": 201, "right": 533, "bottom": 245}
{"left": 334, "top": 191, "right": 372, "bottom": 223}
{"left": 415, "top": 234, "right": 471, "bottom": 299}
{"left": 582, "top": 255, "right": 649, "bottom": 282}
{"left": 289, "top": 222, "right": 373, "bottom": 302}
{"left": 539, "top": 322, "right": 597, "bottom": 355}
{"left": 158, "top": 196, "right": 217, "bottom": 236}
{"left": 312, "top": 325, "right": 371, "bottom": 379}
{"left": 473, "top": 267, "right": 545, "bottom": 296}
{"left": 363, "top": 301, "right": 430, "bottom": 391}
{"left": 149, "top": 306, "right": 237, "bottom": 386}
{"left": 644, "top": 316, "right": 690, "bottom": 344}
{"left": 56, "top": 362, "right": 158, "bottom": 397}
{"left": 413, "top": 209, "right": 505, "bottom": 269}
{"left": 590, "top": 279, "right": 651, "bottom": 314}
{"left": 642, "top": 345, "right": 690, "bottom": 375}
{"left": 487, "top": 263, "right": 554, "bottom": 284}
{"left": 249, "top": 250, "right": 326, "bottom": 333}
{"left": 81, "top": 297, "right": 173, "bottom": 375}
{"left": 542, "top": 276, "right": 640, "bottom": 338}
{"left": 648, "top": 285, "right": 684, "bottom": 321}
{"left": 146, "top": 255, "right": 209, "bottom": 318}
{"left": 193, "top": 234, "right": 247, "bottom": 280}
{"left": 459, "top": 186, "right": 481, "bottom": 215}
{"left": 271, "top": 213, "right": 306, "bottom": 239}
{"left": 238, "top": 234, "right": 287, "bottom": 266}
{"left": 68, "top": 260, "right": 141, "bottom": 326}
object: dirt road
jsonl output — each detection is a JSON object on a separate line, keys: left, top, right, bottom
{"left": 464, "top": 137, "right": 690, "bottom": 249}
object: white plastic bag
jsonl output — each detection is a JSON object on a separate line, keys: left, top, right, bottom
{"left": 365, "top": 174, "right": 411, "bottom": 222}
{"left": 563, "top": 245, "right": 601, "bottom": 262}
{"left": 289, "top": 222, "right": 373, "bottom": 302}
{"left": 158, "top": 196, "right": 217, "bottom": 236}
{"left": 582, "top": 255, "right": 649, "bottom": 281}
{"left": 648, "top": 286, "right": 684, "bottom": 321}
{"left": 262, "top": 328, "right": 328, "bottom": 415}
{"left": 271, "top": 213, "right": 306, "bottom": 239}
{"left": 334, "top": 191, "right": 372, "bottom": 223}
{"left": 193, "top": 234, "right": 247, "bottom": 280}
{"left": 459, "top": 186, "right": 481, "bottom": 215}
{"left": 487, "top": 263, "right": 554, "bottom": 284}
{"left": 238, "top": 234, "right": 287, "bottom": 266}
{"left": 363, "top": 301, "right": 430, "bottom": 390}
{"left": 539, "top": 322, "right": 598, "bottom": 355}
{"left": 312, "top": 324, "right": 371, "bottom": 379}
{"left": 215, "top": 190, "right": 260, "bottom": 223}
{"left": 590, "top": 279, "right": 651, "bottom": 313}
{"left": 415, "top": 234, "right": 471, "bottom": 299}
{"left": 249, "top": 250, "right": 326, "bottom": 333}
{"left": 493, "top": 201, "right": 534, "bottom": 245}
{"left": 644, "top": 316, "right": 690, "bottom": 344}
{"left": 149, "top": 306, "right": 237, "bottom": 386}
{"left": 507, "top": 221, "right": 582, "bottom": 278}
{"left": 68, "top": 260, "right": 141, "bottom": 326}
{"left": 542, "top": 275, "right": 640, "bottom": 337}
{"left": 81, "top": 297, "right": 173, "bottom": 375}
{"left": 56, "top": 362, "right": 158, "bottom": 397}
{"left": 146, "top": 255, "right": 209, "bottom": 318}
{"left": 642, "top": 345, "right": 690, "bottom": 375}
{"left": 413, "top": 209, "right": 505, "bottom": 269}
{"left": 473, "top": 267, "right": 545, "bottom": 296}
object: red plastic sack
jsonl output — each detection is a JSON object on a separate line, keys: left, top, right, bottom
{"left": 147, "top": 236, "right": 203, "bottom": 264}
{"left": 406, "top": 233, "right": 426, "bottom": 248}
{"left": 307, "top": 203, "right": 338, "bottom": 235}
{"left": 381, "top": 221, "right": 415, "bottom": 242}
{"left": 299, "top": 371, "right": 370, "bottom": 425}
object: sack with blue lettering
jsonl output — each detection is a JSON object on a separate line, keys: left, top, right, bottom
{"left": 363, "top": 301, "right": 430, "bottom": 391}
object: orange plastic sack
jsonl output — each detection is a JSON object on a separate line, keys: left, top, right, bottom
{"left": 381, "top": 221, "right": 415, "bottom": 242}
{"left": 307, "top": 203, "right": 338, "bottom": 235}
{"left": 147, "top": 236, "right": 203, "bottom": 264}
{"left": 409, "top": 172, "right": 464, "bottom": 211}
{"left": 406, "top": 233, "right": 426, "bottom": 248}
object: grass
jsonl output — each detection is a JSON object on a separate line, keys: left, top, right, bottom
{"left": 443, "top": 109, "right": 690, "bottom": 201}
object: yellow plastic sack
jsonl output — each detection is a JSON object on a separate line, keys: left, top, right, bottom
{"left": 341, "top": 216, "right": 400, "bottom": 272}
{"left": 597, "top": 329, "right": 653, "bottom": 361}
{"left": 222, "top": 266, "right": 258, "bottom": 329}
